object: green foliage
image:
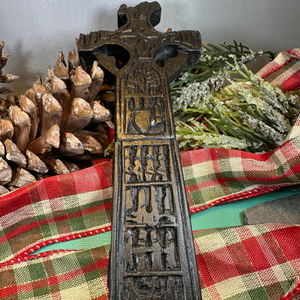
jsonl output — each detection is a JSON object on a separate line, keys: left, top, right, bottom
{"left": 170, "top": 41, "right": 275, "bottom": 111}
{"left": 175, "top": 61, "right": 299, "bottom": 153}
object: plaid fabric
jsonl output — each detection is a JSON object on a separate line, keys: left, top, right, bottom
{"left": 0, "top": 246, "right": 111, "bottom": 300}
{"left": 257, "top": 48, "right": 300, "bottom": 91}
{"left": 0, "top": 161, "right": 113, "bottom": 265}
{"left": 183, "top": 135, "right": 300, "bottom": 213}
{"left": 1, "top": 49, "right": 300, "bottom": 299}
{"left": 195, "top": 224, "right": 300, "bottom": 300}
{"left": 1, "top": 223, "right": 300, "bottom": 299}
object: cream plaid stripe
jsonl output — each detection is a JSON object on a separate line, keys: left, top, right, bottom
{"left": 271, "top": 61, "right": 300, "bottom": 86}
{"left": 257, "top": 48, "right": 300, "bottom": 85}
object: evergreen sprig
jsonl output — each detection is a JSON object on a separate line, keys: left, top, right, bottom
{"left": 175, "top": 61, "right": 299, "bottom": 153}
{"left": 170, "top": 41, "right": 276, "bottom": 111}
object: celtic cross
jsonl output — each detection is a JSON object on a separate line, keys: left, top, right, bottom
{"left": 78, "top": 2, "right": 202, "bottom": 299}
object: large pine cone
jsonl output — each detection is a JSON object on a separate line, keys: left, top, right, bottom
{"left": 0, "top": 45, "right": 116, "bottom": 195}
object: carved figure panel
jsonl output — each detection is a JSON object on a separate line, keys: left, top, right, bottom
{"left": 124, "top": 226, "right": 180, "bottom": 273}
{"left": 122, "top": 62, "right": 166, "bottom": 135}
{"left": 124, "top": 62, "right": 163, "bottom": 96}
{"left": 125, "top": 185, "right": 175, "bottom": 226}
{"left": 125, "top": 145, "right": 169, "bottom": 183}
{"left": 124, "top": 276, "right": 185, "bottom": 300}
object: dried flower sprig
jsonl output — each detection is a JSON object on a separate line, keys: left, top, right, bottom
{"left": 175, "top": 61, "right": 300, "bottom": 153}
{"left": 170, "top": 41, "right": 275, "bottom": 112}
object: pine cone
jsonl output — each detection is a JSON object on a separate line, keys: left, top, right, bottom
{"left": 0, "top": 46, "right": 116, "bottom": 195}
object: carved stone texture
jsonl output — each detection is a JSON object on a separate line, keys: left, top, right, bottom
{"left": 78, "top": 2, "right": 202, "bottom": 299}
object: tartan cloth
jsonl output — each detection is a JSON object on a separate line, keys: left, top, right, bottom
{"left": 1, "top": 49, "right": 300, "bottom": 299}
{"left": 1, "top": 223, "right": 300, "bottom": 300}
{"left": 257, "top": 48, "right": 300, "bottom": 92}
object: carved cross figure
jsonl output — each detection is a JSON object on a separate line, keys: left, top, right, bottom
{"left": 78, "top": 2, "right": 202, "bottom": 299}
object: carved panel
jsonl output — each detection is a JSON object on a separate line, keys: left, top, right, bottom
{"left": 124, "top": 226, "right": 180, "bottom": 273}
{"left": 125, "top": 186, "right": 175, "bottom": 226}
{"left": 124, "top": 62, "right": 163, "bottom": 96}
{"left": 125, "top": 95, "right": 165, "bottom": 134}
{"left": 124, "top": 144, "right": 169, "bottom": 183}
{"left": 124, "top": 276, "right": 185, "bottom": 300}
{"left": 122, "top": 62, "right": 166, "bottom": 135}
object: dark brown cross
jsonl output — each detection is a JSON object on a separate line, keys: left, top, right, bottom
{"left": 78, "top": 2, "right": 202, "bottom": 299}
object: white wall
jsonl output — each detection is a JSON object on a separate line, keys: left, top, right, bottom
{"left": 1, "top": 0, "right": 300, "bottom": 95}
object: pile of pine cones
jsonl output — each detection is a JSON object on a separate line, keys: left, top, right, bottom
{"left": 0, "top": 41, "right": 115, "bottom": 195}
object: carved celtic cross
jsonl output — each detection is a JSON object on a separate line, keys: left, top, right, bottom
{"left": 78, "top": 2, "right": 202, "bottom": 299}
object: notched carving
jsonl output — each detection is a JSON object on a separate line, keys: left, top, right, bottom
{"left": 122, "top": 62, "right": 166, "bottom": 135}
{"left": 125, "top": 145, "right": 169, "bottom": 183}
{"left": 125, "top": 185, "right": 175, "bottom": 225}
{"left": 124, "top": 276, "right": 185, "bottom": 300}
{"left": 125, "top": 62, "right": 163, "bottom": 95}
{"left": 124, "top": 226, "right": 180, "bottom": 273}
